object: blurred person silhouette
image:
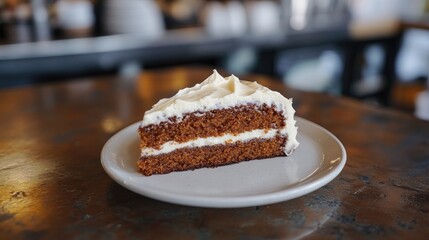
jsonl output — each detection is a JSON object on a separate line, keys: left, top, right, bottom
{"left": 0, "top": 0, "right": 32, "bottom": 43}
{"left": 103, "top": 0, "right": 165, "bottom": 39}
{"left": 53, "top": 0, "right": 94, "bottom": 38}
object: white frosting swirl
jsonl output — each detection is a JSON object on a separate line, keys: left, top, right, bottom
{"left": 141, "top": 70, "right": 299, "bottom": 155}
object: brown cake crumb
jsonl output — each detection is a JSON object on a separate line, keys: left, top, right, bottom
{"left": 138, "top": 135, "right": 287, "bottom": 176}
{"left": 139, "top": 104, "right": 285, "bottom": 149}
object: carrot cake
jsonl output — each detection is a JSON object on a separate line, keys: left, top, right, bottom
{"left": 138, "top": 70, "right": 299, "bottom": 176}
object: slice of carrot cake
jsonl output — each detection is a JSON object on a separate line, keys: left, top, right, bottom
{"left": 138, "top": 70, "right": 299, "bottom": 176}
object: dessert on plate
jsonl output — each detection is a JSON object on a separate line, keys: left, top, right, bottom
{"left": 138, "top": 70, "right": 299, "bottom": 176}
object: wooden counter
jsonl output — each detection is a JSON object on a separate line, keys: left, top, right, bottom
{"left": 1, "top": 67, "right": 428, "bottom": 239}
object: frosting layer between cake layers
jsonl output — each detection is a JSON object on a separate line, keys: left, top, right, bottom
{"left": 141, "top": 128, "right": 288, "bottom": 156}
{"left": 140, "top": 70, "right": 299, "bottom": 155}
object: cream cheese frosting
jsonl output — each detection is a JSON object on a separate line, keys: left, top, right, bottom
{"left": 140, "top": 70, "right": 299, "bottom": 155}
{"left": 141, "top": 128, "right": 282, "bottom": 156}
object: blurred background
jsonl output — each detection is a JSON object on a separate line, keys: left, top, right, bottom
{"left": 1, "top": 0, "right": 429, "bottom": 119}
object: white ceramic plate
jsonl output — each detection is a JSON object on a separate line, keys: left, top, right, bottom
{"left": 101, "top": 117, "right": 346, "bottom": 208}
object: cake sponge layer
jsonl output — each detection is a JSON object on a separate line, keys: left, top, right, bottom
{"left": 139, "top": 104, "right": 285, "bottom": 149}
{"left": 138, "top": 135, "right": 287, "bottom": 176}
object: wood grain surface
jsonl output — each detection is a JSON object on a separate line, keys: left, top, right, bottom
{"left": 1, "top": 67, "right": 428, "bottom": 239}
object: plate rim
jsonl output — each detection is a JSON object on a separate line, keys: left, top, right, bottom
{"left": 101, "top": 117, "right": 347, "bottom": 208}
